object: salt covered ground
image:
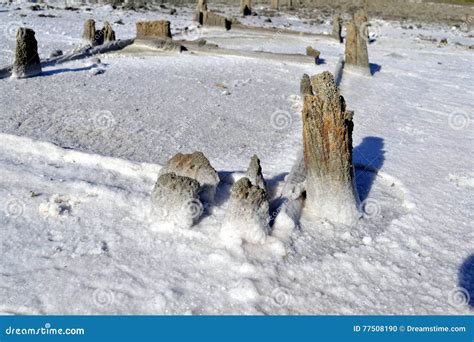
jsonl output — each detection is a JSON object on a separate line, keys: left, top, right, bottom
{"left": 0, "top": 3, "right": 473, "bottom": 314}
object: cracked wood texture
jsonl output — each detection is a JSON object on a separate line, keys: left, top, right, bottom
{"left": 302, "top": 71, "right": 360, "bottom": 224}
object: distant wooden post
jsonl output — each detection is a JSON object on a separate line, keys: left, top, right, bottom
{"left": 332, "top": 15, "right": 343, "bottom": 43}
{"left": 345, "top": 20, "right": 369, "bottom": 72}
{"left": 241, "top": 0, "right": 252, "bottom": 16}
{"left": 12, "top": 28, "right": 42, "bottom": 78}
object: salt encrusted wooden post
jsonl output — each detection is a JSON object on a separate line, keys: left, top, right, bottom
{"left": 202, "top": 11, "right": 232, "bottom": 30}
{"left": 345, "top": 20, "right": 369, "bottom": 72}
{"left": 194, "top": 0, "right": 207, "bottom": 24}
{"left": 12, "top": 28, "right": 42, "bottom": 78}
{"left": 136, "top": 21, "right": 172, "bottom": 39}
{"left": 300, "top": 73, "right": 312, "bottom": 96}
{"left": 354, "top": 8, "right": 368, "bottom": 27}
{"left": 332, "top": 15, "right": 343, "bottom": 43}
{"left": 302, "top": 71, "right": 360, "bottom": 224}
{"left": 241, "top": 0, "right": 251, "bottom": 16}
{"left": 363, "top": 0, "right": 369, "bottom": 12}
{"left": 197, "top": 0, "right": 207, "bottom": 12}
{"left": 103, "top": 21, "right": 116, "bottom": 42}
{"left": 83, "top": 19, "right": 96, "bottom": 44}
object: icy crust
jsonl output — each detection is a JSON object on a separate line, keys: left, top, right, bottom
{"left": 1, "top": 130, "right": 470, "bottom": 315}
{"left": 221, "top": 177, "right": 269, "bottom": 246}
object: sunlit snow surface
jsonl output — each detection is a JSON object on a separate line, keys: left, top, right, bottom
{"left": 0, "top": 3, "right": 473, "bottom": 314}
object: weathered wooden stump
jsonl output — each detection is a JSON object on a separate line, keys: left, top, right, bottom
{"left": 103, "top": 21, "right": 116, "bottom": 42}
{"left": 332, "top": 15, "right": 343, "bottom": 43}
{"left": 194, "top": 0, "right": 208, "bottom": 24}
{"left": 354, "top": 8, "right": 369, "bottom": 27}
{"left": 136, "top": 20, "right": 172, "bottom": 39}
{"left": 302, "top": 71, "right": 360, "bottom": 224}
{"left": 345, "top": 20, "right": 369, "bottom": 72}
{"left": 241, "top": 0, "right": 252, "bottom": 16}
{"left": 300, "top": 73, "right": 313, "bottom": 96}
{"left": 271, "top": 0, "right": 279, "bottom": 10}
{"left": 203, "top": 11, "right": 232, "bottom": 30}
{"left": 12, "top": 28, "right": 42, "bottom": 78}
{"left": 83, "top": 19, "right": 97, "bottom": 45}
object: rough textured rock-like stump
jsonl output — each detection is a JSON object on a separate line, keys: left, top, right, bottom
{"left": 246, "top": 155, "right": 266, "bottom": 190}
{"left": 241, "top": 0, "right": 252, "bottom": 16}
{"left": 302, "top": 71, "right": 360, "bottom": 224}
{"left": 136, "top": 20, "right": 172, "bottom": 39}
{"left": 345, "top": 20, "right": 369, "bottom": 72}
{"left": 159, "top": 151, "right": 219, "bottom": 203}
{"left": 332, "top": 15, "right": 343, "bottom": 43}
{"left": 306, "top": 46, "right": 320, "bottom": 64}
{"left": 223, "top": 177, "right": 269, "bottom": 244}
{"left": 152, "top": 172, "right": 202, "bottom": 228}
{"left": 12, "top": 28, "right": 42, "bottom": 78}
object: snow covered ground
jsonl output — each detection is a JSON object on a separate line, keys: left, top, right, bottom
{"left": 0, "top": 3, "right": 473, "bottom": 314}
